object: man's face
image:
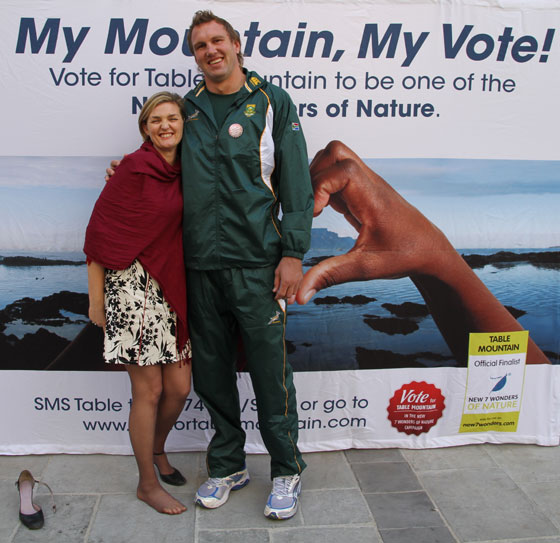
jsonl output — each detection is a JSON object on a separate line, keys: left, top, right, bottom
{"left": 190, "top": 21, "right": 241, "bottom": 86}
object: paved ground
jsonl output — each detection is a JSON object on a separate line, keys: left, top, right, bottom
{"left": 1, "top": 444, "right": 560, "bottom": 542}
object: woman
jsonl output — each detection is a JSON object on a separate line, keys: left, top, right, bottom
{"left": 84, "top": 92, "right": 191, "bottom": 515}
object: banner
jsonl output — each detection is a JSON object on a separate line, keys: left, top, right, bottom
{"left": 1, "top": 0, "right": 559, "bottom": 453}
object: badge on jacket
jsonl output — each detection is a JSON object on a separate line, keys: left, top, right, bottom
{"left": 228, "top": 123, "right": 243, "bottom": 138}
{"left": 244, "top": 104, "right": 256, "bottom": 117}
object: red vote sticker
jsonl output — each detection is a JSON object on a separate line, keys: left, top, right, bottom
{"left": 387, "top": 381, "right": 445, "bottom": 436}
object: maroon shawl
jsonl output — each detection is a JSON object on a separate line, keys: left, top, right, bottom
{"left": 84, "top": 141, "right": 189, "bottom": 355}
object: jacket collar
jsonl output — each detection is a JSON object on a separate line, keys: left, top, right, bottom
{"left": 188, "top": 68, "right": 264, "bottom": 104}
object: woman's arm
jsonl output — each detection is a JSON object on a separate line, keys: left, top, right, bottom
{"left": 87, "top": 260, "right": 106, "bottom": 330}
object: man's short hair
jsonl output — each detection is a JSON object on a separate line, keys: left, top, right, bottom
{"left": 187, "top": 10, "right": 244, "bottom": 67}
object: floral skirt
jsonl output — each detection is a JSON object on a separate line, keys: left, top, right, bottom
{"left": 104, "top": 260, "right": 191, "bottom": 366}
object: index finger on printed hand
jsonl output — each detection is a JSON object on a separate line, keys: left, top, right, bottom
{"left": 296, "top": 252, "right": 366, "bottom": 305}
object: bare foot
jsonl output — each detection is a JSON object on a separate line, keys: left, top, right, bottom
{"left": 137, "top": 482, "right": 187, "bottom": 515}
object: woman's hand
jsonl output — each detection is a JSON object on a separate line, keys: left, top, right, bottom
{"left": 87, "top": 260, "right": 106, "bottom": 331}
{"left": 88, "top": 302, "right": 106, "bottom": 330}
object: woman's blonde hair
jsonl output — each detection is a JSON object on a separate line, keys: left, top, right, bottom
{"left": 138, "top": 92, "right": 184, "bottom": 141}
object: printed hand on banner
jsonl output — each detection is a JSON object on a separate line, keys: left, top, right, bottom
{"left": 296, "top": 140, "right": 550, "bottom": 364}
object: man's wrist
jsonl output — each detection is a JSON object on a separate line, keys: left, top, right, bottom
{"left": 281, "top": 251, "right": 304, "bottom": 260}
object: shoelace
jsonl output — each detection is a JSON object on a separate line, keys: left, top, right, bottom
{"left": 207, "top": 476, "right": 237, "bottom": 488}
{"left": 272, "top": 476, "right": 297, "bottom": 496}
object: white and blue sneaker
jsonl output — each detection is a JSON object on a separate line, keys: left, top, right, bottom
{"left": 264, "top": 474, "right": 301, "bottom": 520}
{"left": 195, "top": 467, "right": 250, "bottom": 509}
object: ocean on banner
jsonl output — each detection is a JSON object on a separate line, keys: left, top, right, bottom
{"left": 0, "top": 248, "right": 558, "bottom": 370}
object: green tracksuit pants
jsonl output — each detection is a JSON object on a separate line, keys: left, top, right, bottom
{"left": 186, "top": 266, "right": 306, "bottom": 479}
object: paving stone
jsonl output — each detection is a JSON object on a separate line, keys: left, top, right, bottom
{"left": 300, "top": 451, "right": 358, "bottom": 489}
{"left": 244, "top": 453, "right": 276, "bottom": 479}
{"left": 88, "top": 493, "right": 194, "bottom": 543}
{"left": 419, "top": 467, "right": 559, "bottom": 541}
{"left": 0, "top": 479, "right": 21, "bottom": 542}
{"left": 199, "top": 528, "right": 270, "bottom": 543}
{"left": 345, "top": 449, "right": 405, "bottom": 463}
{"left": 39, "top": 454, "right": 139, "bottom": 494}
{"left": 484, "top": 539, "right": 560, "bottom": 543}
{"left": 520, "top": 481, "right": 560, "bottom": 527}
{"left": 41, "top": 453, "right": 203, "bottom": 495}
{"left": 12, "top": 494, "right": 96, "bottom": 543}
{"left": 271, "top": 526, "right": 382, "bottom": 543}
{"left": 300, "top": 489, "right": 372, "bottom": 526}
{"left": 402, "top": 445, "right": 496, "bottom": 471}
{"left": 0, "top": 455, "right": 51, "bottom": 480}
{"left": 153, "top": 452, "right": 206, "bottom": 495}
{"left": 351, "top": 462, "right": 421, "bottom": 493}
{"left": 2, "top": 444, "right": 560, "bottom": 543}
{"left": 196, "top": 477, "right": 303, "bottom": 530}
{"left": 379, "top": 526, "right": 457, "bottom": 543}
{"left": 364, "top": 491, "right": 445, "bottom": 529}
{"left": 200, "top": 453, "right": 284, "bottom": 482}
{"left": 485, "top": 444, "right": 560, "bottom": 483}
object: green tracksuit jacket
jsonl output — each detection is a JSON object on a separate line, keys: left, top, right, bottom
{"left": 181, "top": 69, "right": 313, "bottom": 270}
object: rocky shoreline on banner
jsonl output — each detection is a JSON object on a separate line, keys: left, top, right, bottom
{"left": 1, "top": 247, "right": 558, "bottom": 371}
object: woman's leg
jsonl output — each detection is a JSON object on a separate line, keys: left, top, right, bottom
{"left": 126, "top": 364, "right": 187, "bottom": 514}
{"left": 153, "top": 361, "right": 192, "bottom": 474}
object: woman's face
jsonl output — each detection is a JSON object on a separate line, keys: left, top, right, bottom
{"left": 143, "top": 102, "right": 183, "bottom": 155}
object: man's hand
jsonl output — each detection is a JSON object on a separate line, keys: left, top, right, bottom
{"left": 273, "top": 256, "right": 303, "bottom": 305}
{"left": 105, "top": 159, "right": 122, "bottom": 182}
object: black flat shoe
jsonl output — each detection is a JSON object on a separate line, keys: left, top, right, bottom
{"left": 15, "top": 470, "right": 56, "bottom": 530}
{"left": 153, "top": 452, "right": 187, "bottom": 486}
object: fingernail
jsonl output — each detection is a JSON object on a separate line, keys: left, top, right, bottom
{"left": 301, "top": 289, "right": 316, "bottom": 304}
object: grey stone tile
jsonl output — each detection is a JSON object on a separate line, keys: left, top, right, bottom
{"left": 401, "top": 445, "right": 496, "bottom": 471}
{"left": 379, "top": 526, "right": 457, "bottom": 543}
{"left": 300, "top": 451, "right": 358, "bottom": 489}
{"left": 485, "top": 443, "right": 560, "bottom": 483}
{"left": 165, "top": 451, "right": 206, "bottom": 476}
{"left": 39, "top": 454, "right": 139, "bottom": 494}
{"left": 300, "top": 489, "right": 372, "bottom": 526}
{"left": 88, "top": 493, "right": 194, "bottom": 543}
{"left": 520, "top": 481, "right": 560, "bottom": 527}
{"left": 420, "top": 468, "right": 558, "bottom": 541}
{"left": 0, "top": 454, "right": 51, "bottom": 480}
{"left": 479, "top": 540, "right": 560, "bottom": 543}
{"left": 12, "top": 494, "right": 96, "bottom": 543}
{"left": 345, "top": 449, "right": 405, "bottom": 464}
{"left": 154, "top": 451, "right": 206, "bottom": 494}
{"left": 364, "top": 491, "right": 444, "bottom": 530}
{"left": 206, "top": 453, "right": 281, "bottom": 481}
{"left": 351, "top": 462, "right": 421, "bottom": 493}
{"left": 245, "top": 453, "right": 275, "bottom": 479}
{"left": 272, "top": 526, "right": 381, "bottom": 542}
{"left": 0, "top": 479, "right": 21, "bottom": 542}
{"left": 199, "top": 529, "right": 270, "bottom": 543}
{"left": 196, "top": 477, "right": 303, "bottom": 529}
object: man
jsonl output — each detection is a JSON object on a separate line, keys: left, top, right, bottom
{"left": 183, "top": 11, "right": 313, "bottom": 520}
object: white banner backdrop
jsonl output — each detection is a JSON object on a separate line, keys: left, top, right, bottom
{"left": 1, "top": 0, "right": 559, "bottom": 454}
{"left": 2, "top": 366, "right": 558, "bottom": 455}
{"left": 2, "top": 0, "right": 559, "bottom": 160}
